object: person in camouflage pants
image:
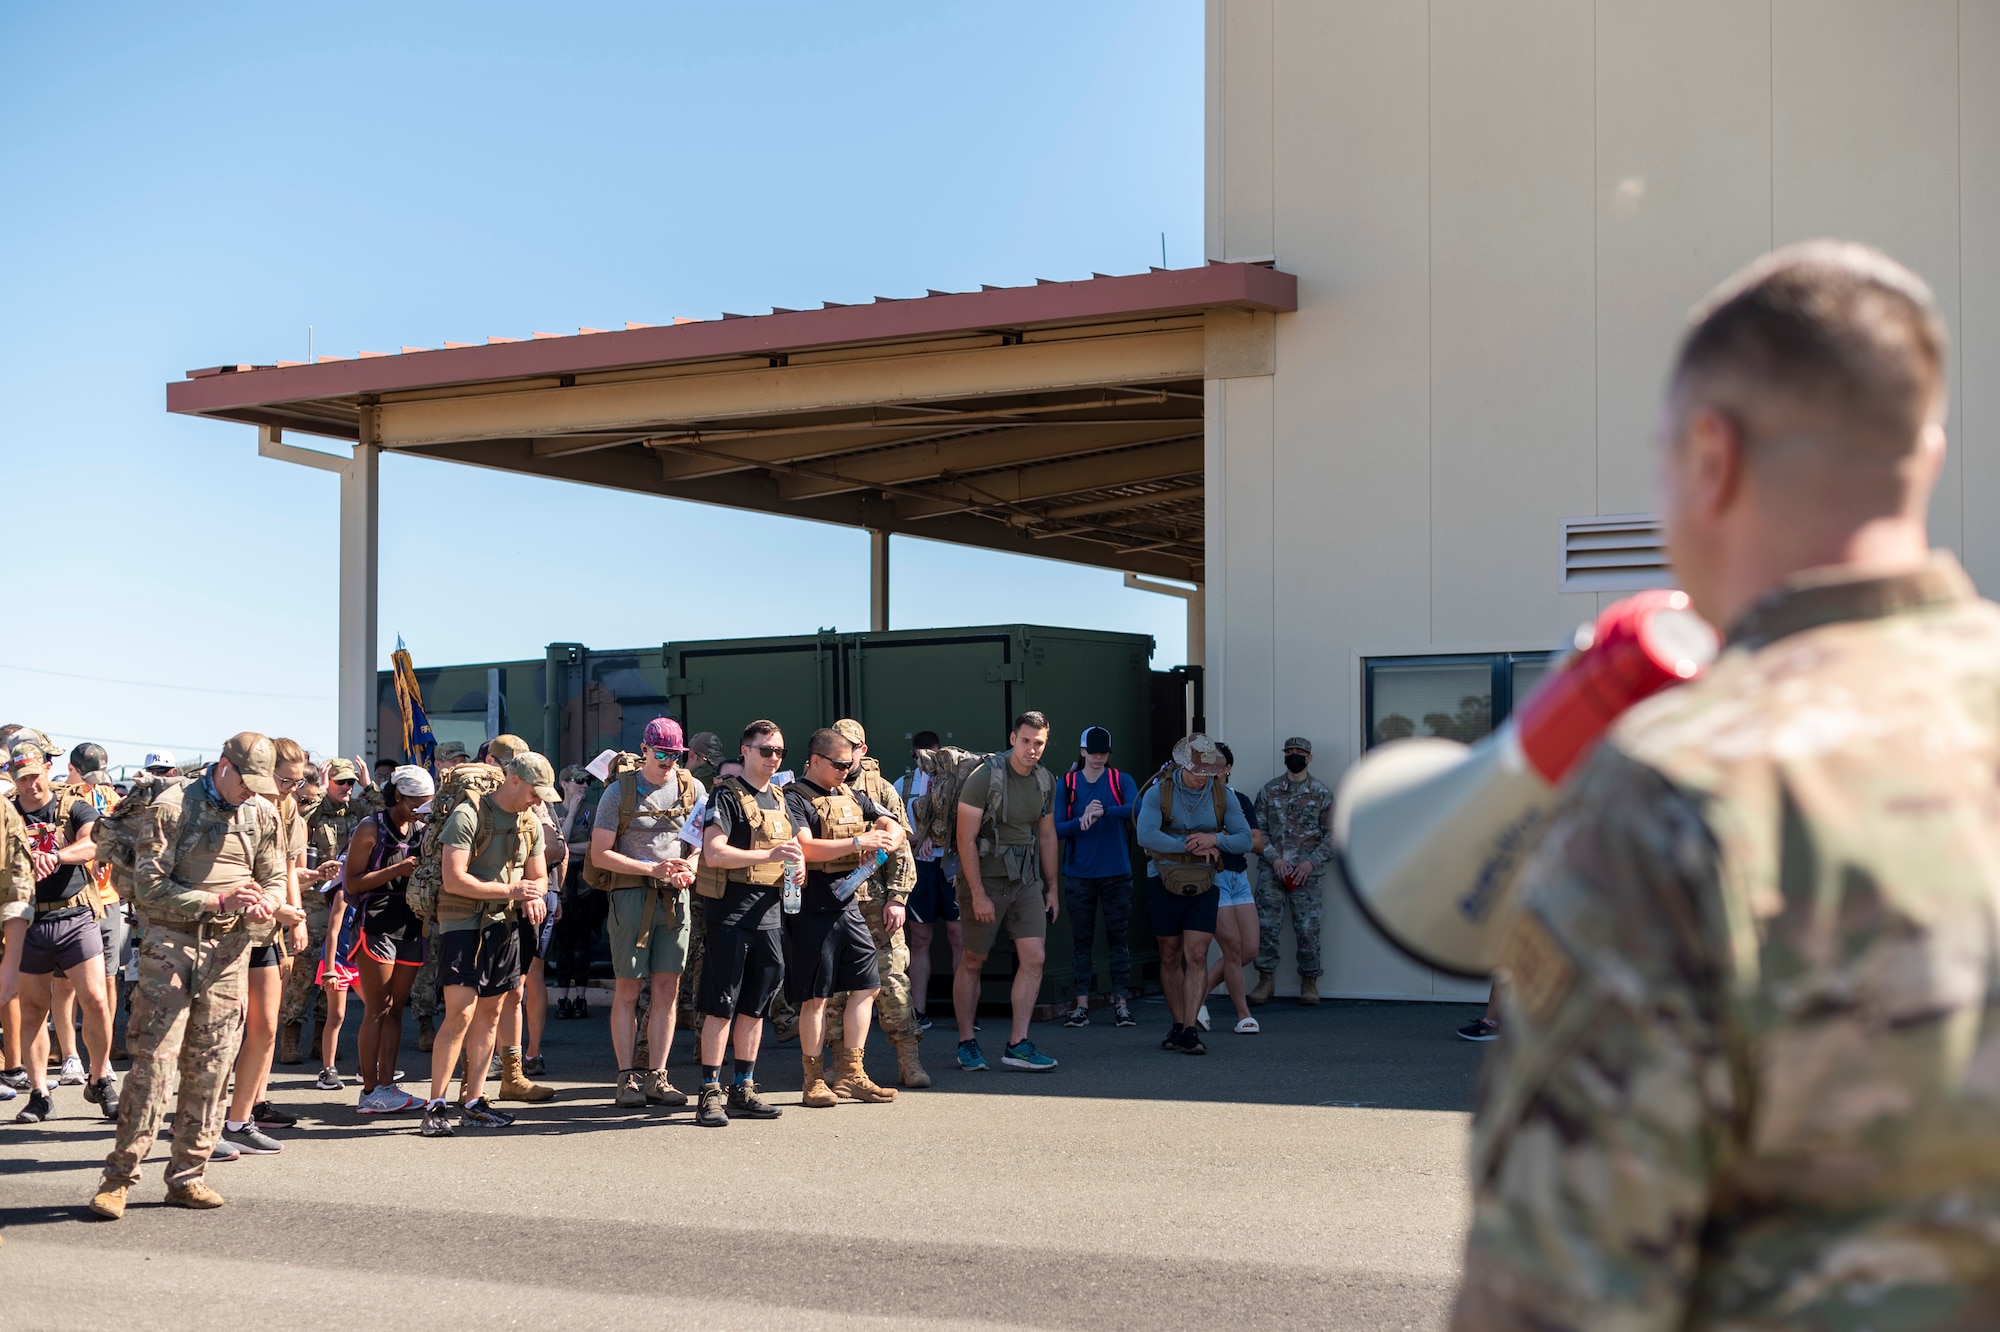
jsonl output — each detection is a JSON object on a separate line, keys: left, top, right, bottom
{"left": 92, "top": 733, "right": 288, "bottom": 1218}
{"left": 279, "top": 758, "right": 379, "bottom": 1060}
{"left": 1250, "top": 737, "right": 1333, "bottom": 1005}
{"left": 820, "top": 720, "right": 925, "bottom": 1088}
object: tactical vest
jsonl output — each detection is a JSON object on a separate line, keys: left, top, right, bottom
{"left": 16, "top": 791, "right": 105, "bottom": 920}
{"left": 694, "top": 774, "right": 793, "bottom": 899}
{"left": 586, "top": 764, "right": 698, "bottom": 892}
{"left": 49, "top": 780, "right": 118, "bottom": 910}
{"left": 800, "top": 780, "right": 868, "bottom": 872}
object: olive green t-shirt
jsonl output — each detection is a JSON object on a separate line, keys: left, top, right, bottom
{"left": 958, "top": 759, "right": 1051, "bottom": 883}
{"left": 436, "top": 793, "right": 543, "bottom": 926}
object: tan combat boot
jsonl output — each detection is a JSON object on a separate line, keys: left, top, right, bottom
{"left": 277, "top": 1022, "right": 303, "bottom": 1066}
{"left": 416, "top": 1014, "right": 436, "bottom": 1053}
{"left": 644, "top": 1069, "right": 687, "bottom": 1107}
{"left": 498, "top": 1047, "right": 555, "bottom": 1102}
{"left": 164, "top": 1179, "right": 225, "bottom": 1209}
{"left": 1248, "top": 971, "right": 1276, "bottom": 1006}
{"left": 1299, "top": 974, "right": 1320, "bottom": 1006}
{"left": 614, "top": 1069, "right": 647, "bottom": 1108}
{"left": 89, "top": 1180, "right": 129, "bottom": 1220}
{"left": 892, "top": 1034, "right": 931, "bottom": 1089}
{"left": 799, "top": 1054, "right": 839, "bottom": 1108}
{"left": 830, "top": 1046, "right": 896, "bottom": 1103}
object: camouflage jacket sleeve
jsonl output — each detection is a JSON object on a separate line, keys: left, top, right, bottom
{"left": 0, "top": 800, "right": 32, "bottom": 923}
{"left": 1454, "top": 750, "right": 1733, "bottom": 1331}
{"left": 860, "top": 772, "right": 916, "bottom": 904}
{"left": 253, "top": 800, "right": 287, "bottom": 905}
{"left": 1304, "top": 780, "right": 1334, "bottom": 869}
{"left": 133, "top": 796, "right": 214, "bottom": 920}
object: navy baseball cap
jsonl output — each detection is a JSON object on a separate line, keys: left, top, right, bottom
{"left": 1080, "top": 726, "right": 1112, "bottom": 753}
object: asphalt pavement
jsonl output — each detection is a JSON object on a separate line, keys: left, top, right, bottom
{"left": 0, "top": 996, "right": 1485, "bottom": 1331}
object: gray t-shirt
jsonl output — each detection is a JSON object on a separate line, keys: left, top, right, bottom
{"left": 593, "top": 772, "right": 706, "bottom": 866}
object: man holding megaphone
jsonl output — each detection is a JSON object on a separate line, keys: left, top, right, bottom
{"left": 1354, "top": 243, "right": 2000, "bottom": 1328}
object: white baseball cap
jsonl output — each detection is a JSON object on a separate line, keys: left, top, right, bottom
{"left": 142, "top": 750, "right": 178, "bottom": 772}
{"left": 389, "top": 765, "right": 437, "bottom": 799}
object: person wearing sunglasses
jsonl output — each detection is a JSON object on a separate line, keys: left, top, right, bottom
{"left": 588, "top": 717, "right": 704, "bottom": 1111}
{"left": 693, "top": 720, "right": 802, "bottom": 1127}
{"left": 780, "top": 728, "right": 906, "bottom": 1108}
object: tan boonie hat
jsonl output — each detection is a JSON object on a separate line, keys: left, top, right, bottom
{"left": 7, "top": 740, "right": 49, "bottom": 775}
{"left": 488, "top": 734, "right": 530, "bottom": 764}
{"left": 832, "top": 718, "right": 867, "bottom": 746}
{"left": 323, "top": 757, "right": 359, "bottom": 783}
{"left": 222, "top": 732, "right": 280, "bottom": 796}
{"left": 1171, "top": 733, "right": 1228, "bottom": 776}
{"left": 1282, "top": 736, "right": 1313, "bottom": 755}
{"left": 507, "top": 753, "right": 562, "bottom": 804}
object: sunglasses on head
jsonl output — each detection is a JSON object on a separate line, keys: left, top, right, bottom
{"left": 651, "top": 748, "right": 684, "bottom": 762}
{"left": 752, "top": 745, "right": 785, "bottom": 759}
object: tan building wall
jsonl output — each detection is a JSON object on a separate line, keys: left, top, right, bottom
{"left": 1205, "top": 0, "right": 2000, "bottom": 999}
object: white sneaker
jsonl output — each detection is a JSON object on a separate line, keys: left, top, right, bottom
{"left": 377, "top": 1086, "right": 420, "bottom": 1113}
{"left": 1196, "top": 1005, "right": 1211, "bottom": 1032}
{"left": 58, "top": 1056, "right": 86, "bottom": 1086}
{"left": 1234, "top": 1016, "right": 1261, "bottom": 1034}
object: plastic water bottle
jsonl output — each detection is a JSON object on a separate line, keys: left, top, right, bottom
{"left": 781, "top": 857, "right": 803, "bottom": 914}
{"left": 829, "top": 850, "right": 890, "bottom": 904}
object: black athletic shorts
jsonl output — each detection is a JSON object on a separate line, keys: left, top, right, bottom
{"left": 248, "top": 943, "right": 281, "bottom": 969}
{"left": 437, "top": 916, "right": 523, "bottom": 998}
{"left": 697, "top": 918, "right": 783, "bottom": 1020}
{"left": 1145, "top": 878, "right": 1219, "bottom": 938}
{"left": 20, "top": 908, "right": 103, "bottom": 977}
{"left": 782, "top": 904, "right": 881, "bottom": 1004}
{"left": 351, "top": 889, "right": 426, "bottom": 966}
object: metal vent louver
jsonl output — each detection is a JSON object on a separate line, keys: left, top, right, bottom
{"left": 1559, "top": 514, "right": 1671, "bottom": 592}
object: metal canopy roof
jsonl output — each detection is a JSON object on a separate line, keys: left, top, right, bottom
{"left": 169, "top": 263, "right": 1296, "bottom": 582}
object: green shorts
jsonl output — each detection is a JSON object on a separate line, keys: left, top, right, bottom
{"left": 957, "top": 874, "right": 1048, "bottom": 958}
{"left": 606, "top": 885, "right": 692, "bottom": 980}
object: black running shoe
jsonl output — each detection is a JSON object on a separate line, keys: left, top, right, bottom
{"left": 459, "top": 1097, "right": 516, "bottom": 1128}
{"left": 0, "top": 1067, "right": 27, "bottom": 1092}
{"left": 1113, "top": 1000, "right": 1136, "bottom": 1027}
{"left": 84, "top": 1075, "right": 119, "bottom": 1120}
{"left": 1456, "top": 1017, "right": 1500, "bottom": 1042}
{"left": 1062, "top": 1004, "right": 1090, "bottom": 1028}
{"left": 419, "top": 1103, "right": 455, "bottom": 1138}
{"left": 251, "top": 1100, "right": 297, "bottom": 1129}
{"left": 15, "top": 1089, "right": 53, "bottom": 1123}
{"left": 1160, "top": 1025, "right": 1183, "bottom": 1052}
{"left": 1176, "top": 1026, "right": 1208, "bottom": 1056}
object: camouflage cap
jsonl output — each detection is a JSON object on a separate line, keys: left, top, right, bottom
{"left": 832, "top": 718, "right": 868, "bottom": 746}
{"left": 687, "top": 731, "right": 724, "bottom": 765}
{"left": 435, "top": 740, "right": 469, "bottom": 761}
{"left": 1171, "top": 732, "right": 1228, "bottom": 776}
{"left": 11, "top": 728, "right": 57, "bottom": 759}
{"left": 1282, "top": 736, "right": 1313, "bottom": 755}
{"left": 507, "top": 752, "right": 562, "bottom": 803}
{"left": 221, "top": 731, "right": 280, "bottom": 796}
{"left": 323, "top": 757, "right": 360, "bottom": 783}
{"left": 487, "top": 734, "right": 530, "bottom": 764}
{"left": 6, "top": 740, "right": 50, "bottom": 775}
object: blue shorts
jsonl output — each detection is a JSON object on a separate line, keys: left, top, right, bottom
{"left": 1215, "top": 868, "right": 1254, "bottom": 908}
{"left": 907, "top": 859, "right": 959, "bottom": 924}
{"left": 1145, "top": 878, "right": 1219, "bottom": 938}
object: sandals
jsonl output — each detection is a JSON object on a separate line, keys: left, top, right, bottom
{"left": 1234, "top": 1016, "right": 1260, "bottom": 1035}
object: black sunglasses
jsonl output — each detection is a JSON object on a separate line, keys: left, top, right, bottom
{"left": 752, "top": 745, "right": 786, "bottom": 759}
{"left": 819, "top": 756, "right": 855, "bottom": 772}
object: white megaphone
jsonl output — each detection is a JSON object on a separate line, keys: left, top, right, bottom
{"left": 1333, "top": 590, "right": 1720, "bottom": 977}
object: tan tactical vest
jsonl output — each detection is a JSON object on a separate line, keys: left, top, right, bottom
{"left": 800, "top": 780, "right": 867, "bottom": 872}
{"left": 694, "top": 774, "right": 794, "bottom": 899}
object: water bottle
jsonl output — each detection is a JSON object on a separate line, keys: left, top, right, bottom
{"left": 781, "top": 857, "right": 803, "bottom": 915}
{"left": 829, "top": 849, "right": 890, "bottom": 904}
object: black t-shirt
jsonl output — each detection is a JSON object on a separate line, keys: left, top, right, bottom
{"left": 706, "top": 781, "right": 786, "bottom": 932}
{"left": 18, "top": 797, "right": 100, "bottom": 905}
{"left": 783, "top": 779, "right": 888, "bottom": 914}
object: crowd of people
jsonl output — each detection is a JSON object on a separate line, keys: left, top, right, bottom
{"left": 0, "top": 709, "right": 1339, "bottom": 1219}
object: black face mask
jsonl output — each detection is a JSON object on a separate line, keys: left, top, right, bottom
{"left": 1284, "top": 754, "right": 1309, "bottom": 774}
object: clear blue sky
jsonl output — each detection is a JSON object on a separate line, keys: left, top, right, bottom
{"left": 0, "top": 2, "right": 1203, "bottom": 768}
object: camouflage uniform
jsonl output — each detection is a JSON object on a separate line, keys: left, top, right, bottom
{"left": 101, "top": 770, "right": 285, "bottom": 1191}
{"left": 279, "top": 781, "right": 379, "bottom": 1027}
{"left": 1457, "top": 557, "right": 2000, "bottom": 1330}
{"left": 824, "top": 750, "right": 919, "bottom": 1048}
{"left": 1, "top": 796, "right": 32, "bottom": 955}
{"left": 1252, "top": 754, "right": 1333, "bottom": 979}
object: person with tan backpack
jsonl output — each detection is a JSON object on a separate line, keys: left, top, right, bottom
{"left": 587, "top": 717, "right": 703, "bottom": 1110}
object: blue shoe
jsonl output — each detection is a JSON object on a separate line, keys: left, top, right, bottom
{"left": 956, "top": 1041, "right": 989, "bottom": 1072}
{"left": 1001, "top": 1040, "right": 1057, "bottom": 1072}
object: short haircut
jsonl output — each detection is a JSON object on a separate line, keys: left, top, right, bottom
{"left": 1011, "top": 711, "right": 1050, "bottom": 736}
{"left": 741, "top": 719, "right": 782, "bottom": 745}
{"left": 1672, "top": 240, "right": 1947, "bottom": 458}
{"left": 911, "top": 730, "right": 940, "bottom": 749}
{"left": 273, "top": 736, "right": 308, "bottom": 765}
{"left": 807, "top": 728, "right": 852, "bottom": 761}
{"left": 1216, "top": 741, "right": 1235, "bottom": 766}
